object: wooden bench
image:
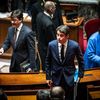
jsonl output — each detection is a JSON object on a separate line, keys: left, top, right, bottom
{"left": 87, "top": 85, "right": 100, "bottom": 100}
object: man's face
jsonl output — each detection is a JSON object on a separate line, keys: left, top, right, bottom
{"left": 11, "top": 17, "right": 21, "bottom": 28}
{"left": 51, "top": 4, "right": 56, "bottom": 14}
{"left": 56, "top": 30, "right": 69, "bottom": 44}
{"left": 49, "top": 3, "right": 56, "bottom": 14}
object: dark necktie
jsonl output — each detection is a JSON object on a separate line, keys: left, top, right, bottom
{"left": 14, "top": 28, "right": 17, "bottom": 45}
{"left": 61, "top": 44, "right": 64, "bottom": 62}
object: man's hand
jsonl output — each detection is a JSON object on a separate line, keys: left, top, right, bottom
{"left": 0, "top": 48, "right": 4, "bottom": 55}
{"left": 46, "top": 80, "right": 53, "bottom": 87}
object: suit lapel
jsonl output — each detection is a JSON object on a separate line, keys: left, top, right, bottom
{"left": 55, "top": 41, "right": 63, "bottom": 63}
{"left": 56, "top": 42, "right": 60, "bottom": 62}
{"left": 15, "top": 26, "right": 24, "bottom": 48}
{"left": 62, "top": 40, "right": 70, "bottom": 63}
{"left": 11, "top": 27, "right": 16, "bottom": 48}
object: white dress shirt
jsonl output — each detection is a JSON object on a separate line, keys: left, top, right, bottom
{"left": 15, "top": 23, "right": 23, "bottom": 42}
{"left": 58, "top": 40, "right": 68, "bottom": 62}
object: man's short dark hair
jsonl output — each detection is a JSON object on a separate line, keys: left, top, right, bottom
{"left": 10, "top": 9, "right": 23, "bottom": 20}
{"left": 50, "top": 86, "right": 65, "bottom": 100}
{"left": 56, "top": 25, "right": 70, "bottom": 35}
{"left": 36, "top": 90, "right": 50, "bottom": 100}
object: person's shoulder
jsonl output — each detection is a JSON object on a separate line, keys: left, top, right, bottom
{"left": 49, "top": 40, "right": 57, "bottom": 45}
{"left": 8, "top": 26, "right": 15, "bottom": 32}
{"left": 89, "top": 31, "right": 100, "bottom": 40}
{"left": 8, "top": 26, "right": 14, "bottom": 30}
{"left": 69, "top": 39, "right": 78, "bottom": 45}
{"left": 22, "top": 25, "right": 32, "bottom": 31}
{"left": 37, "top": 12, "right": 44, "bottom": 17}
{"left": 22, "top": 25, "right": 33, "bottom": 34}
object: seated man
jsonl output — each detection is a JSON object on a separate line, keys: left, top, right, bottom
{"left": 50, "top": 86, "right": 65, "bottom": 100}
{"left": 84, "top": 29, "right": 100, "bottom": 70}
{"left": 36, "top": 90, "right": 50, "bottom": 100}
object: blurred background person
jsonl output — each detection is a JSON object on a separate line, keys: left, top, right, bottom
{"left": 84, "top": 27, "right": 100, "bottom": 70}
{"left": 84, "top": 1, "right": 100, "bottom": 70}
{"left": 36, "top": 1, "right": 56, "bottom": 71}
{"left": 50, "top": 86, "right": 65, "bottom": 100}
{"left": 36, "top": 90, "right": 50, "bottom": 100}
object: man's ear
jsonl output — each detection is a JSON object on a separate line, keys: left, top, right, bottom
{"left": 50, "top": 7, "right": 54, "bottom": 12}
{"left": 67, "top": 34, "right": 69, "bottom": 38}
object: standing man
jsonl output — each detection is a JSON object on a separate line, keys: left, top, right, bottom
{"left": 0, "top": 9, "right": 36, "bottom": 72}
{"left": 46, "top": 0, "right": 63, "bottom": 28}
{"left": 36, "top": 1, "right": 56, "bottom": 71}
{"left": 46, "top": 25, "right": 84, "bottom": 100}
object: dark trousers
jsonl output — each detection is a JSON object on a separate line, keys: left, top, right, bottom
{"left": 54, "top": 76, "right": 74, "bottom": 100}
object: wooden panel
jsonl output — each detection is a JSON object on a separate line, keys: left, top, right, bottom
{"left": 0, "top": 72, "right": 48, "bottom": 100}
{"left": 60, "top": 3, "right": 78, "bottom": 11}
{"left": 62, "top": 16, "right": 84, "bottom": 42}
{"left": 0, "top": 70, "right": 99, "bottom": 100}
{"left": 8, "top": 95, "right": 36, "bottom": 100}
{"left": 80, "top": 68, "right": 100, "bottom": 83}
{"left": 0, "top": 69, "right": 100, "bottom": 86}
{"left": 0, "top": 72, "right": 46, "bottom": 85}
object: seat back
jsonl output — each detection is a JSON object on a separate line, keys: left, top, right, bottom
{"left": 84, "top": 18, "right": 100, "bottom": 40}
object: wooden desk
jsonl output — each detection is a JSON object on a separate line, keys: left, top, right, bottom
{"left": 0, "top": 72, "right": 48, "bottom": 100}
{"left": 0, "top": 69, "right": 100, "bottom": 100}
{"left": 62, "top": 16, "right": 84, "bottom": 42}
{"left": 79, "top": 68, "right": 100, "bottom": 100}
{"left": 80, "top": 68, "right": 100, "bottom": 83}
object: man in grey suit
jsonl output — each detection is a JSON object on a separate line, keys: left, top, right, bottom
{"left": 46, "top": 25, "right": 84, "bottom": 100}
{"left": 36, "top": 1, "right": 56, "bottom": 71}
{"left": 0, "top": 9, "right": 36, "bottom": 72}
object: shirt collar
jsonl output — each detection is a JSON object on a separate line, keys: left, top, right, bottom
{"left": 44, "top": 11, "right": 53, "bottom": 19}
{"left": 17, "top": 23, "right": 23, "bottom": 31}
{"left": 58, "top": 40, "right": 68, "bottom": 47}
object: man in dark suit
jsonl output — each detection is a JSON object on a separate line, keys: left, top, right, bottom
{"left": 36, "top": 1, "right": 56, "bottom": 71}
{"left": 47, "top": 0, "right": 63, "bottom": 28}
{"left": 0, "top": 9, "right": 36, "bottom": 72}
{"left": 46, "top": 25, "right": 84, "bottom": 100}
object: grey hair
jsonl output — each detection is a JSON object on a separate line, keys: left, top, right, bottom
{"left": 56, "top": 25, "right": 70, "bottom": 35}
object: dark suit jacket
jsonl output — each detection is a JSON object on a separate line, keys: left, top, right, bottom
{"left": 30, "top": 1, "right": 43, "bottom": 32}
{"left": 36, "top": 12, "right": 56, "bottom": 70}
{"left": 2, "top": 25, "right": 36, "bottom": 72}
{"left": 46, "top": 40, "right": 84, "bottom": 86}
